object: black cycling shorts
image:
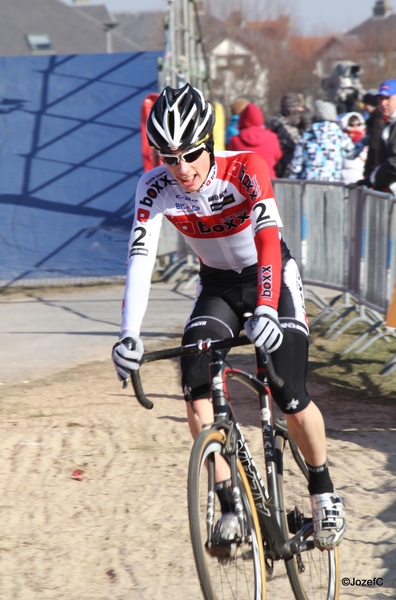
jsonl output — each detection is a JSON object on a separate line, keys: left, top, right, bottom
{"left": 180, "top": 243, "right": 310, "bottom": 415}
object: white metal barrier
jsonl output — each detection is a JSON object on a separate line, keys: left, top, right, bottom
{"left": 272, "top": 179, "right": 303, "bottom": 268}
{"left": 153, "top": 181, "right": 396, "bottom": 370}
{"left": 155, "top": 215, "right": 200, "bottom": 286}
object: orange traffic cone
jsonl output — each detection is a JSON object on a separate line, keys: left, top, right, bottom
{"left": 385, "top": 283, "right": 396, "bottom": 327}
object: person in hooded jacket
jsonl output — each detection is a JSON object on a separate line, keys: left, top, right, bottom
{"left": 267, "top": 92, "right": 303, "bottom": 177}
{"left": 288, "top": 100, "right": 355, "bottom": 181}
{"left": 340, "top": 112, "right": 368, "bottom": 185}
{"left": 228, "top": 103, "right": 283, "bottom": 178}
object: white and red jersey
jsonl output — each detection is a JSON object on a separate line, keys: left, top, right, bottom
{"left": 121, "top": 151, "right": 283, "bottom": 335}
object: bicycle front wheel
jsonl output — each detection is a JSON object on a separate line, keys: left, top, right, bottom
{"left": 188, "top": 428, "right": 266, "bottom": 600}
{"left": 275, "top": 432, "right": 340, "bottom": 600}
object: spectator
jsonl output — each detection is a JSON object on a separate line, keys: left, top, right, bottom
{"left": 267, "top": 92, "right": 303, "bottom": 177}
{"left": 362, "top": 89, "right": 385, "bottom": 179}
{"left": 288, "top": 100, "right": 355, "bottom": 181}
{"left": 298, "top": 94, "right": 313, "bottom": 133}
{"left": 228, "top": 103, "right": 282, "bottom": 178}
{"left": 370, "top": 79, "right": 396, "bottom": 195}
{"left": 362, "top": 89, "right": 378, "bottom": 120}
{"left": 340, "top": 112, "right": 368, "bottom": 184}
{"left": 225, "top": 98, "right": 249, "bottom": 148}
{"left": 337, "top": 88, "right": 363, "bottom": 116}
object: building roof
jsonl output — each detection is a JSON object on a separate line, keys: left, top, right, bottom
{"left": 345, "top": 0, "right": 395, "bottom": 42}
{"left": 211, "top": 39, "right": 252, "bottom": 57}
{"left": 112, "top": 12, "right": 165, "bottom": 52}
{"left": 0, "top": 0, "right": 166, "bottom": 56}
{"left": 316, "top": 34, "right": 361, "bottom": 55}
{"left": 347, "top": 12, "right": 396, "bottom": 38}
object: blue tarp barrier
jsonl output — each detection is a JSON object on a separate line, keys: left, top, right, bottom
{"left": 0, "top": 52, "right": 161, "bottom": 286}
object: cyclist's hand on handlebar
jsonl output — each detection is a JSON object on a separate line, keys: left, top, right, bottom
{"left": 244, "top": 306, "right": 283, "bottom": 353}
{"left": 111, "top": 330, "right": 144, "bottom": 380}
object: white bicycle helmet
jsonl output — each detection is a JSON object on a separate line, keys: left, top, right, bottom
{"left": 146, "top": 83, "right": 215, "bottom": 152}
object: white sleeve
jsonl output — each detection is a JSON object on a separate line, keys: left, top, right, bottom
{"left": 120, "top": 177, "right": 164, "bottom": 336}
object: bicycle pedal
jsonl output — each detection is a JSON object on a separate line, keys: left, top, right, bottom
{"left": 206, "top": 541, "right": 238, "bottom": 560}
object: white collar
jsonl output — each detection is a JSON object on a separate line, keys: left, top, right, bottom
{"left": 199, "top": 161, "right": 217, "bottom": 194}
{"left": 388, "top": 108, "right": 396, "bottom": 124}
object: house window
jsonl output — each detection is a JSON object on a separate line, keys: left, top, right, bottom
{"left": 26, "top": 34, "right": 54, "bottom": 54}
{"left": 216, "top": 57, "right": 228, "bottom": 68}
{"left": 230, "top": 57, "right": 246, "bottom": 67}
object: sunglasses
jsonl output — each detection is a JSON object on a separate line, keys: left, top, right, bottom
{"left": 158, "top": 143, "right": 206, "bottom": 166}
{"left": 349, "top": 122, "right": 362, "bottom": 128}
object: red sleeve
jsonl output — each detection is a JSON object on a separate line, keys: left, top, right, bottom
{"left": 241, "top": 153, "right": 282, "bottom": 310}
{"left": 255, "top": 226, "right": 282, "bottom": 311}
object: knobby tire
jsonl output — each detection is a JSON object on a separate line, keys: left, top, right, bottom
{"left": 188, "top": 429, "right": 266, "bottom": 600}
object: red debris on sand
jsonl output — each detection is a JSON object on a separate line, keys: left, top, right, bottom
{"left": 71, "top": 469, "right": 85, "bottom": 480}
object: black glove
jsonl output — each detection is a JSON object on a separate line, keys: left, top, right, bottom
{"left": 352, "top": 178, "right": 372, "bottom": 189}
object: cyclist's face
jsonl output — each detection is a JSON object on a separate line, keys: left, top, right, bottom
{"left": 379, "top": 94, "right": 396, "bottom": 120}
{"left": 162, "top": 149, "right": 211, "bottom": 192}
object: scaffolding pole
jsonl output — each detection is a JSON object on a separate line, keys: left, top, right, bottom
{"left": 159, "top": 0, "right": 210, "bottom": 97}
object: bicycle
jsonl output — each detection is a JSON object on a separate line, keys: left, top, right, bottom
{"left": 127, "top": 334, "right": 340, "bottom": 600}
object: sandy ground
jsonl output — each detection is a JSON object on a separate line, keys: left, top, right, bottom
{"left": 1, "top": 338, "right": 396, "bottom": 599}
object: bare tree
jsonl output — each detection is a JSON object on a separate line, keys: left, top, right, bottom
{"left": 200, "top": 0, "right": 396, "bottom": 120}
{"left": 200, "top": 0, "right": 322, "bottom": 118}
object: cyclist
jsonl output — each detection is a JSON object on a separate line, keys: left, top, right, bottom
{"left": 112, "top": 83, "right": 345, "bottom": 551}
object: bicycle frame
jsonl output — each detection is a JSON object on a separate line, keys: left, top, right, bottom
{"left": 130, "top": 335, "right": 315, "bottom": 560}
{"left": 129, "top": 335, "right": 339, "bottom": 600}
{"left": 207, "top": 346, "right": 313, "bottom": 562}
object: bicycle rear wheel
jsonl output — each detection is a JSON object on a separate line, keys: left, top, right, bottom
{"left": 188, "top": 428, "right": 266, "bottom": 600}
{"left": 275, "top": 432, "right": 340, "bottom": 600}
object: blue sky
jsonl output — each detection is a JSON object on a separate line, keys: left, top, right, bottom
{"left": 62, "top": 0, "right": 396, "bottom": 36}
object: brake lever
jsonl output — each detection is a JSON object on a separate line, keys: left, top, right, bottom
{"left": 120, "top": 338, "right": 153, "bottom": 408}
{"left": 121, "top": 337, "right": 135, "bottom": 390}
